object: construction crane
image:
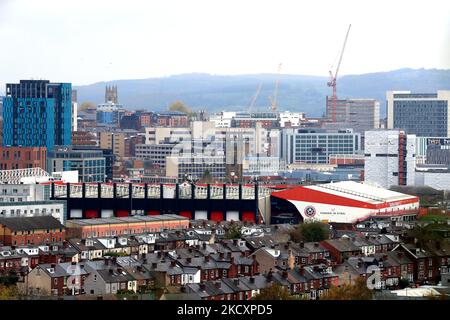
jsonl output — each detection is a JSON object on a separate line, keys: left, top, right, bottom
{"left": 248, "top": 83, "right": 262, "bottom": 113}
{"left": 269, "top": 63, "right": 282, "bottom": 112}
{"left": 328, "top": 24, "right": 351, "bottom": 123}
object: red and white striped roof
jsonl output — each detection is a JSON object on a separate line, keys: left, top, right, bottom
{"left": 271, "top": 181, "right": 418, "bottom": 210}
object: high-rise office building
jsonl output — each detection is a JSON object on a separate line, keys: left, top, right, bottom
{"left": 364, "top": 130, "right": 416, "bottom": 188}
{"left": 386, "top": 90, "right": 450, "bottom": 137}
{"left": 325, "top": 97, "right": 380, "bottom": 134}
{"left": 281, "top": 128, "right": 361, "bottom": 164}
{"left": 2, "top": 80, "right": 72, "bottom": 150}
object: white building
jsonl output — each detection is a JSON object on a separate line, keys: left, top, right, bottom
{"left": 279, "top": 111, "right": 305, "bottom": 127}
{"left": 414, "top": 165, "right": 450, "bottom": 190}
{"left": 364, "top": 130, "right": 416, "bottom": 188}
{"left": 0, "top": 200, "right": 67, "bottom": 224}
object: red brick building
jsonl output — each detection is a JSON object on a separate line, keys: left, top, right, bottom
{"left": 0, "top": 146, "right": 46, "bottom": 170}
{"left": 72, "top": 131, "right": 97, "bottom": 146}
{"left": 0, "top": 216, "right": 65, "bottom": 246}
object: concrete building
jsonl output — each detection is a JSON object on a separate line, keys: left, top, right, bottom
{"left": 166, "top": 155, "right": 227, "bottom": 182}
{"left": 387, "top": 90, "right": 450, "bottom": 137}
{"left": 364, "top": 130, "right": 416, "bottom": 188}
{"left": 281, "top": 128, "right": 361, "bottom": 165}
{"left": 0, "top": 200, "right": 67, "bottom": 224}
{"left": 100, "top": 132, "right": 126, "bottom": 159}
{"left": 414, "top": 165, "right": 450, "bottom": 191}
{"left": 279, "top": 111, "right": 306, "bottom": 128}
{"left": 325, "top": 97, "right": 380, "bottom": 134}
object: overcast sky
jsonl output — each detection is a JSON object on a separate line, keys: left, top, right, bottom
{"left": 0, "top": 0, "right": 449, "bottom": 91}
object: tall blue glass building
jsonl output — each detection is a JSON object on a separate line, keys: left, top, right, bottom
{"left": 2, "top": 80, "right": 72, "bottom": 150}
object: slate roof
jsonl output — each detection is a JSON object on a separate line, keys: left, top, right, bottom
{"left": 0, "top": 216, "right": 64, "bottom": 232}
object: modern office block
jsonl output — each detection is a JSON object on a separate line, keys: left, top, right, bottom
{"left": 386, "top": 90, "right": 450, "bottom": 137}
{"left": 2, "top": 80, "right": 72, "bottom": 150}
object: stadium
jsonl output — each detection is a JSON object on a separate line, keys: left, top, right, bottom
{"left": 270, "top": 181, "right": 419, "bottom": 225}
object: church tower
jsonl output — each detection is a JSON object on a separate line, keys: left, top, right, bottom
{"left": 105, "top": 85, "right": 118, "bottom": 104}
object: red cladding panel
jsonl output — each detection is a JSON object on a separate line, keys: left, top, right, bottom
{"left": 85, "top": 210, "right": 98, "bottom": 219}
{"left": 242, "top": 212, "right": 256, "bottom": 223}
{"left": 179, "top": 211, "right": 193, "bottom": 219}
{"left": 148, "top": 210, "right": 160, "bottom": 216}
{"left": 210, "top": 211, "right": 224, "bottom": 222}
{"left": 116, "top": 210, "right": 129, "bottom": 217}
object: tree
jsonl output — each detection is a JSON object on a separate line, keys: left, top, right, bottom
{"left": 225, "top": 224, "right": 241, "bottom": 239}
{"left": 0, "top": 271, "right": 19, "bottom": 286}
{"left": 199, "top": 169, "right": 214, "bottom": 184}
{"left": 79, "top": 101, "right": 95, "bottom": 111}
{"left": 289, "top": 221, "right": 330, "bottom": 243}
{"left": 0, "top": 284, "right": 19, "bottom": 300}
{"left": 252, "top": 283, "right": 293, "bottom": 300}
{"left": 320, "top": 277, "right": 373, "bottom": 300}
{"left": 168, "top": 101, "right": 192, "bottom": 114}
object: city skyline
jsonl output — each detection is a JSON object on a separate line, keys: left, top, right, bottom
{"left": 0, "top": 0, "right": 449, "bottom": 92}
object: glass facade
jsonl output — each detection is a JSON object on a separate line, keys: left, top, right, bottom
{"left": 2, "top": 80, "right": 72, "bottom": 150}
{"left": 47, "top": 148, "right": 106, "bottom": 182}
{"left": 393, "top": 100, "right": 448, "bottom": 137}
{"left": 282, "top": 128, "right": 361, "bottom": 164}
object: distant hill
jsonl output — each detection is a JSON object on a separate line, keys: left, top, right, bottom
{"left": 74, "top": 68, "right": 450, "bottom": 117}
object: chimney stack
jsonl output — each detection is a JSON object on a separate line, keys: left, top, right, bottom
{"left": 300, "top": 242, "right": 304, "bottom": 248}
{"left": 282, "top": 271, "right": 288, "bottom": 279}
{"left": 250, "top": 276, "right": 255, "bottom": 283}
{"left": 187, "top": 257, "right": 192, "bottom": 263}
{"left": 152, "top": 262, "right": 157, "bottom": 269}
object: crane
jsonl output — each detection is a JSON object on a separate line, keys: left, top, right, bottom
{"left": 328, "top": 24, "right": 351, "bottom": 123}
{"left": 269, "top": 63, "right": 282, "bottom": 112}
{"left": 248, "top": 83, "right": 263, "bottom": 113}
